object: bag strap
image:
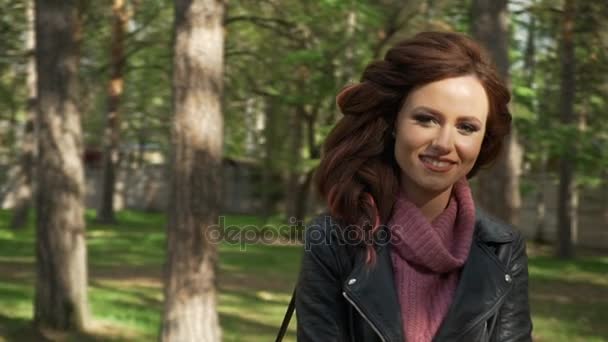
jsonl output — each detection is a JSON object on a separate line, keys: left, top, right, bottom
{"left": 275, "top": 287, "right": 297, "bottom": 342}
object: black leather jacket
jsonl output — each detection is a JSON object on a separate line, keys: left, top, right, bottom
{"left": 295, "top": 209, "right": 533, "bottom": 341}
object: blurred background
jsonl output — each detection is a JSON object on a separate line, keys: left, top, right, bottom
{"left": 0, "top": 0, "right": 606, "bottom": 341}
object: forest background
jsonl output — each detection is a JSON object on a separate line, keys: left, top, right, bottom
{"left": 0, "top": 0, "right": 606, "bottom": 341}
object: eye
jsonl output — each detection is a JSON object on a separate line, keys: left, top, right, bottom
{"left": 412, "top": 113, "right": 438, "bottom": 126}
{"left": 457, "top": 123, "right": 480, "bottom": 135}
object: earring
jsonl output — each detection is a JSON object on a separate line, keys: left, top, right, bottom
{"left": 391, "top": 130, "right": 396, "bottom": 138}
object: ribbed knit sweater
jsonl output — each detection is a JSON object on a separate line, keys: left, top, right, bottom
{"left": 388, "top": 178, "right": 476, "bottom": 342}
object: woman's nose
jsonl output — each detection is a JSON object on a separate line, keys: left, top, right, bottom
{"left": 430, "top": 127, "right": 454, "bottom": 154}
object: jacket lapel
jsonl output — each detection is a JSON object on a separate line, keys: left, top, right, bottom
{"left": 432, "top": 213, "right": 515, "bottom": 341}
{"left": 342, "top": 243, "right": 404, "bottom": 342}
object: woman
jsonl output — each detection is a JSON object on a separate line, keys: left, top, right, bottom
{"left": 294, "top": 31, "right": 533, "bottom": 341}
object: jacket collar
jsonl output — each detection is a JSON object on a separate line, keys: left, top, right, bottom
{"left": 341, "top": 207, "right": 514, "bottom": 342}
{"left": 473, "top": 207, "right": 516, "bottom": 243}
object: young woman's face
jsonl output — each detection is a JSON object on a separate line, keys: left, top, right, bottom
{"left": 394, "top": 75, "right": 489, "bottom": 195}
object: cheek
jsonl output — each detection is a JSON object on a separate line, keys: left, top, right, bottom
{"left": 456, "top": 136, "right": 484, "bottom": 163}
{"left": 394, "top": 135, "right": 423, "bottom": 165}
{"left": 394, "top": 136, "right": 417, "bottom": 170}
{"left": 396, "top": 126, "right": 432, "bottom": 153}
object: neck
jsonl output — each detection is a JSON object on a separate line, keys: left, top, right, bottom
{"left": 400, "top": 182, "right": 453, "bottom": 221}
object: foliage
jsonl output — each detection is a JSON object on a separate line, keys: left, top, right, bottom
{"left": 0, "top": 0, "right": 605, "bottom": 189}
{"left": 510, "top": 0, "right": 608, "bottom": 189}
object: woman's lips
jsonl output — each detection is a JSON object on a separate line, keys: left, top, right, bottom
{"left": 419, "top": 155, "right": 456, "bottom": 172}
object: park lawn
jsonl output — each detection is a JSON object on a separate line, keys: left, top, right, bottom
{"left": 0, "top": 210, "right": 300, "bottom": 342}
{"left": 0, "top": 209, "right": 606, "bottom": 341}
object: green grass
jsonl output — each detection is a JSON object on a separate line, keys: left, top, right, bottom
{"left": 528, "top": 253, "right": 608, "bottom": 341}
{"left": 0, "top": 209, "right": 301, "bottom": 341}
{"left": 0, "top": 209, "right": 606, "bottom": 341}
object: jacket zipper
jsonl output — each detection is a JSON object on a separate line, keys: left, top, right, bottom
{"left": 342, "top": 291, "right": 388, "bottom": 342}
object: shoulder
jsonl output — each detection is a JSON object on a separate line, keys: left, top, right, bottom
{"left": 302, "top": 212, "right": 346, "bottom": 250}
{"left": 474, "top": 207, "right": 525, "bottom": 247}
{"left": 474, "top": 208, "right": 529, "bottom": 275}
{"left": 302, "top": 212, "right": 362, "bottom": 265}
{"left": 299, "top": 213, "right": 358, "bottom": 283}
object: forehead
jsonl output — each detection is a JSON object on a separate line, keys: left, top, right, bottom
{"left": 401, "top": 75, "right": 489, "bottom": 122}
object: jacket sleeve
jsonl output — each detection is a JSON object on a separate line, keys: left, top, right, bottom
{"left": 496, "top": 231, "right": 533, "bottom": 341}
{"left": 295, "top": 216, "right": 348, "bottom": 341}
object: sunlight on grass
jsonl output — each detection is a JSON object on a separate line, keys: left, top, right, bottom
{"left": 0, "top": 282, "right": 33, "bottom": 319}
{"left": 0, "top": 210, "right": 300, "bottom": 341}
{"left": 533, "top": 316, "right": 606, "bottom": 342}
{"left": 0, "top": 209, "right": 605, "bottom": 342}
{"left": 529, "top": 256, "right": 608, "bottom": 286}
{"left": 89, "top": 284, "right": 160, "bottom": 340}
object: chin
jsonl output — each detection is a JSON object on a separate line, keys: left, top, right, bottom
{"left": 412, "top": 177, "right": 454, "bottom": 194}
{"left": 421, "top": 182, "right": 452, "bottom": 194}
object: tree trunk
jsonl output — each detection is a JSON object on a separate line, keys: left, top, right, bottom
{"left": 603, "top": 170, "right": 608, "bottom": 227}
{"left": 161, "top": 0, "right": 225, "bottom": 340}
{"left": 471, "top": 0, "right": 523, "bottom": 225}
{"left": 9, "top": 0, "right": 37, "bottom": 230}
{"left": 522, "top": 13, "right": 547, "bottom": 244}
{"left": 137, "top": 132, "right": 146, "bottom": 167}
{"left": 556, "top": 0, "right": 576, "bottom": 259}
{"left": 524, "top": 16, "right": 536, "bottom": 86}
{"left": 295, "top": 168, "right": 314, "bottom": 228}
{"left": 34, "top": 0, "right": 89, "bottom": 331}
{"left": 286, "top": 105, "right": 304, "bottom": 223}
{"left": 262, "top": 97, "right": 277, "bottom": 219}
{"left": 98, "top": 0, "right": 129, "bottom": 223}
{"left": 335, "top": 8, "right": 357, "bottom": 122}
{"left": 533, "top": 152, "right": 548, "bottom": 244}
{"left": 302, "top": 104, "right": 321, "bottom": 219}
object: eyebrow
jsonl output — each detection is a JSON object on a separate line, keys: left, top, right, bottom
{"left": 410, "top": 105, "right": 483, "bottom": 125}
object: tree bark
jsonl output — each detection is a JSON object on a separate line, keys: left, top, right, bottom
{"left": 522, "top": 13, "right": 547, "bottom": 244}
{"left": 9, "top": 0, "right": 37, "bottom": 230}
{"left": 533, "top": 152, "right": 548, "bottom": 244}
{"left": 471, "top": 0, "right": 523, "bottom": 226}
{"left": 286, "top": 105, "right": 304, "bottom": 223}
{"left": 556, "top": 0, "right": 576, "bottom": 259}
{"left": 97, "top": 0, "right": 129, "bottom": 223}
{"left": 33, "top": 0, "right": 89, "bottom": 331}
{"left": 335, "top": 8, "right": 357, "bottom": 122}
{"left": 603, "top": 170, "right": 608, "bottom": 227}
{"left": 161, "top": 0, "right": 225, "bottom": 340}
{"left": 262, "top": 97, "right": 277, "bottom": 219}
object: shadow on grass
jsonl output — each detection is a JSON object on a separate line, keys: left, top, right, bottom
{"left": 530, "top": 277, "right": 608, "bottom": 341}
{"left": 87, "top": 230, "right": 165, "bottom": 267}
{"left": 0, "top": 314, "right": 47, "bottom": 342}
{"left": 0, "top": 314, "right": 135, "bottom": 342}
{"left": 220, "top": 311, "right": 295, "bottom": 342}
{"left": 90, "top": 280, "right": 162, "bottom": 310}
{"left": 0, "top": 238, "right": 35, "bottom": 260}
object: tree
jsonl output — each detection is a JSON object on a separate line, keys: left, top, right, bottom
{"left": 97, "top": 0, "right": 130, "bottom": 223}
{"left": 33, "top": 0, "right": 90, "bottom": 331}
{"left": 556, "top": 0, "right": 576, "bottom": 258}
{"left": 471, "top": 0, "right": 523, "bottom": 226}
{"left": 161, "top": 0, "right": 225, "bottom": 340}
{"left": 8, "top": 0, "right": 36, "bottom": 230}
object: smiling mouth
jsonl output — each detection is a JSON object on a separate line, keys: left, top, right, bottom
{"left": 419, "top": 155, "right": 456, "bottom": 172}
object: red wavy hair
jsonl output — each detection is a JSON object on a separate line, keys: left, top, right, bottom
{"left": 315, "top": 31, "right": 512, "bottom": 264}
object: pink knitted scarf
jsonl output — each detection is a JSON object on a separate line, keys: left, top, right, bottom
{"left": 388, "top": 178, "right": 476, "bottom": 342}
